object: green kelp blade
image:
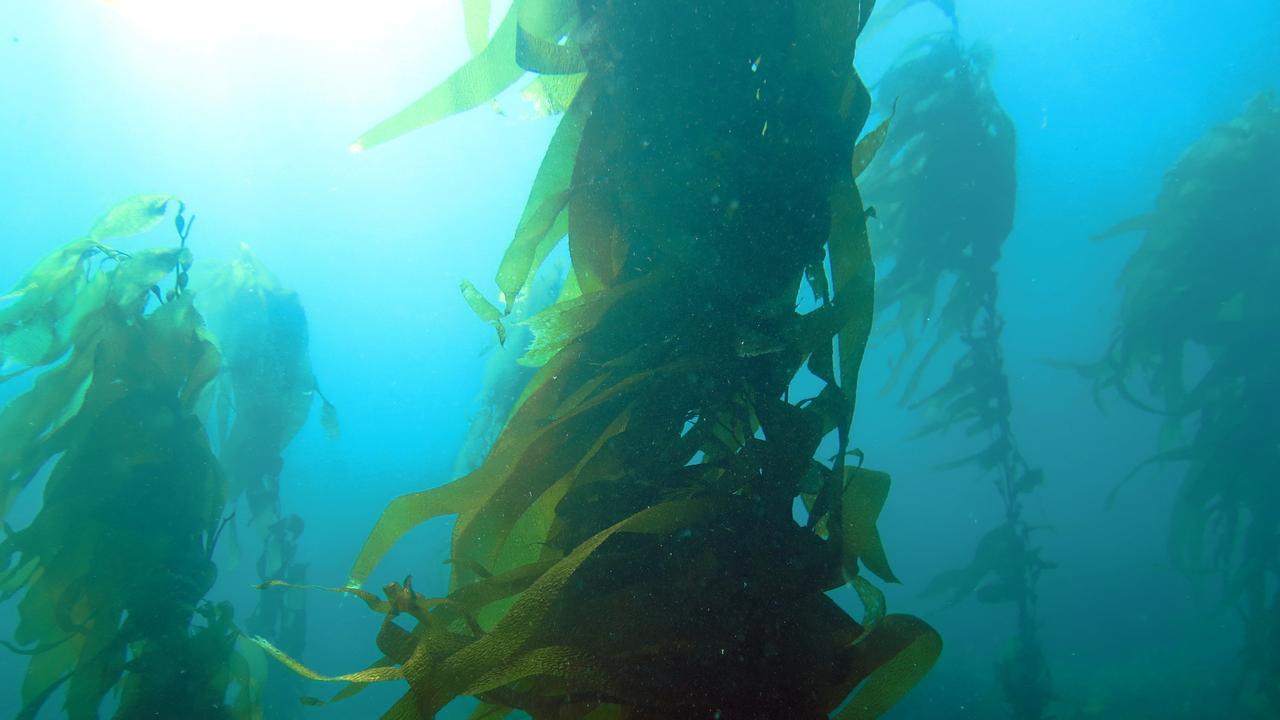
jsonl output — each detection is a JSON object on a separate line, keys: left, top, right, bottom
{"left": 851, "top": 100, "right": 896, "bottom": 178}
{"left": 829, "top": 179, "right": 876, "bottom": 405}
{"left": 86, "top": 194, "right": 179, "bottom": 243}
{"left": 351, "top": 3, "right": 521, "bottom": 151}
{"left": 850, "top": 574, "right": 886, "bottom": 632}
{"left": 251, "top": 636, "right": 405, "bottom": 684}
{"left": 412, "top": 500, "right": 708, "bottom": 714}
{"left": 461, "top": 279, "right": 508, "bottom": 345}
{"left": 837, "top": 615, "right": 942, "bottom": 719}
{"left": 515, "top": 23, "right": 586, "bottom": 75}
{"left": 463, "top": 0, "right": 491, "bottom": 53}
{"left": 348, "top": 475, "right": 487, "bottom": 587}
{"left": 495, "top": 78, "right": 595, "bottom": 310}
{"left": 841, "top": 468, "right": 899, "bottom": 584}
{"left": 519, "top": 73, "right": 585, "bottom": 118}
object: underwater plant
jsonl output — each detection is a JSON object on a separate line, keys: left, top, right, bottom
{"left": 1083, "top": 92, "right": 1280, "bottom": 717}
{"left": 259, "top": 1, "right": 944, "bottom": 717}
{"left": 0, "top": 196, "right": 262, "bottom": 718}
{"left": 453, "top": 262, "right": 565, "bottom": 478}
{"left": 859, "top": 30, "right": 1053, "bottom": 719}
{"left": 198, "top": 245, "right": 338, "bottom": 719}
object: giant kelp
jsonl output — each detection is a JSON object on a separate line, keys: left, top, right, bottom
{"left": 197, "top": 245, "right": 338, "bottom": 719}
{"left": 0, "top": 197, "right": 262, "bottom": 718}
{"left": 1085, "top": 93, "right": 1280, "bottom": 716}
{"left": 859, "top": 29, "right": 1052, "bottom": 719}
{"left": 263, "top": 1, "right": 941, "bottom": 717}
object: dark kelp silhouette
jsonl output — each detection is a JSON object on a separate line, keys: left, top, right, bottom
{"left": 1084, "top": 93, "right": 1280, "bottom": 718}
{"left": 0, "top": 196, "right": 263, "bottom": 718}
{"left": 859, "top": 30, "right": 1053, "bottom": 719}
{"left": 199, "top": 246, "right": 337, "bottom": 720}
{"left": 258, "top": 1, "right": 942, "bottom": 717}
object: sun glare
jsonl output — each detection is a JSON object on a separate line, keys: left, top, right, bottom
{"left": 97, "top": 0, "right": 437, "bottom": 47}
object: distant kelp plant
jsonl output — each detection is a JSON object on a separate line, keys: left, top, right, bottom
{"left": 260, "top": 0, "right": 943, "bottom": 718}
{"left": 0, "top": 196, "right": 263, "bottom": 718}
{"left": 859, "top": 29, "right": 1053, "bottom": 719}
{"left": 199, "top": 245, "right": 339, "bottom": 720}
{"left": 1084, "top": 93, "right": 1280, "bottom": 717}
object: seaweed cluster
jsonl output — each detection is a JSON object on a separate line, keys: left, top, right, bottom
{"left": 0, "top": 197, "right": 261, "bottom": 718}
{"left": 858, "top": 26, "right": 1052, "bottom": 719}
{"left": 0, "top": 198, "right": 334, "bottom": 718}
{"left": 199, "top": 246, "right": 339, "bottom": 719}
{"left": 266, "top": 1, "right": 942, "bottom": 717}
{"left": 1086, "top": 93, "right": 1280, "bottom": 717}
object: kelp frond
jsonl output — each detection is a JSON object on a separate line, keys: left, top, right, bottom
{"left": 281, "top": 1, "right": 941, "bottom": 717}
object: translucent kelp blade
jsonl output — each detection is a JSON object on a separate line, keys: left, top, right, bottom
{"left": 850, "top": 575, "right": 886, "bottom": 632}
{"left": 495, "top": 79, "right": 596, "bottom": 310}
{"left": 85, "top": 193, "right": 179, "bottom": 243}
{"left": 348, "top": 476, "right": 486, "bottom": 587}
{"left": 351, "top": 3, "right": 522, "bottom": 151}
{"left": 841, "top": 468, "right": 900, "bottom": 583}
{"left": 515, "top": 23, "right": 586, "bottom": 75}
{"left": 830, "top": 179, "right": 876, "bottom": 404}
{"left": 851, "top": 101, "right": 896, "bottom": 178}
{"left": 461, "top": 279, "right": 508, "bottom": 346}
{"left": 519, "top": 277, "right": 648, "bottom": 367}
{"left": 837, "top": 614, "right": 942, "bottom": 719}
{"left": 518, "top": 73, "right": 585, "bottom": 118}
{"left": 463, "top": 0, "right": 491, "bottom": 54}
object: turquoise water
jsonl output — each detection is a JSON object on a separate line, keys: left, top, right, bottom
{"left": 2, "top": 1, "right": 1278, "bottom": 718}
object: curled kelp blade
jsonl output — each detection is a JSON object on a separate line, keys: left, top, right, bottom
{"left": 86, "top": 193, "right": 180, "bottom": 243}
{"left": 461, "top": 279, "right": 508, "bottom": 346}
{"left": 837, "top": 615, "right": 943, "bottom": 719}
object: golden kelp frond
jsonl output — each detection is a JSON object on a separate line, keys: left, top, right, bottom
{"left": 1086, "top": 93, "right": 1280, "bottom": 713}
{"left": 316, "top": 1, "right": 942, "bottom": 717}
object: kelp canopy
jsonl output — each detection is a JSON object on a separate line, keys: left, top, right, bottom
{"left": 0, "top": 197, "right": 260, "bottom": 719}
{"left": 859, "top": 29, "right": 1051, "bottom": 719}
{"left": 263, "top": 0, "right": 940, "bottom": 718}
{"left": 1089, "top": 93, "right": 1280, "bottom": 716}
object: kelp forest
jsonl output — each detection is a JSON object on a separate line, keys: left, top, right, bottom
{"left": 0, "top": 0, "right": 1277, "bottom": 719}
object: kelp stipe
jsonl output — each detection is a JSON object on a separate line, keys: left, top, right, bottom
{"left": 859, "top": 28, "right": 1052, "bottom": 719}
{"left": 1082, "top": 93, "right": 1280, "bottom": 717}
{"left": 198, "top": 245, "right": 337, "bottom": 719}
{"left": 262, "top": 1, "right": 941, "bottom": 717}
{"left": 0, "top": 197, "right": 263, "bottom": 719}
